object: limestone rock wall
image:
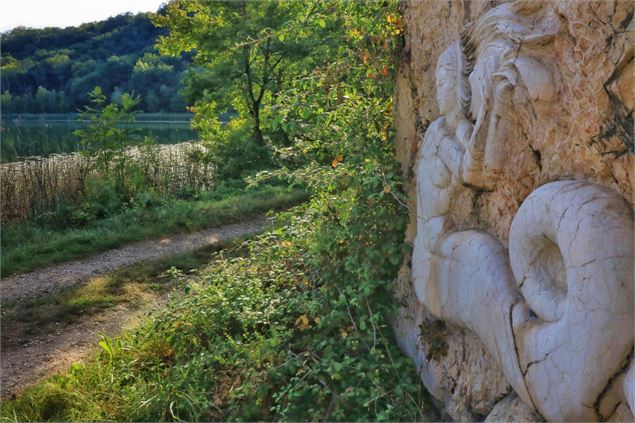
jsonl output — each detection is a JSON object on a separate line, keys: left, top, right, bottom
{"left": 392, "top": 1, "right": 634, "bottom": 421}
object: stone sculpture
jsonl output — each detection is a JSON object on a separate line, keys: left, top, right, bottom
{"left": 410, "top": 1, "right": 635, "bottom": 421}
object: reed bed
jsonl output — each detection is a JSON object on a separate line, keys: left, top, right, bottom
{"left": 1, "top": 142, "right": 214, "bottom": 222}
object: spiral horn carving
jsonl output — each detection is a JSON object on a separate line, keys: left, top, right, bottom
{"left": 509, "top": 180, "right": 634, "bottom": 421}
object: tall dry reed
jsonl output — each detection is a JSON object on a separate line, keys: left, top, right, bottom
{"left": 1, "top": 142, "right": 214, "bottom": 222}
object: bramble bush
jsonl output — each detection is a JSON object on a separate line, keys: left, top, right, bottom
{"left": 1, "top": 1, "right": 437, "bottom": 421}
{"left": 2, "top": 211, "right": 433, "bottom": 421}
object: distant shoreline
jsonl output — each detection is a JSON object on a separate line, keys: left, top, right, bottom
{"left": 2, "top": 112, "right": 195, "bottom": 123}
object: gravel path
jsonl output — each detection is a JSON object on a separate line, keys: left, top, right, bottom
{"left": 1, "top": 216, "right": 271, "bottom": 398}
{"left": 1, "top": 297, "right": 165, "bottom": 398}
{"left": 1, "top": 217, "right": 269, "bottom": 304}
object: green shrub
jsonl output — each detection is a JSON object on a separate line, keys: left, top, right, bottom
{"left": 130, "top": 189, "right": 166, "bottom": 209}
{"left": 1, "top": 213, "right": 433, "bottom": 422}
{"left": 201, "top": 118, "right": 272, "bottom": 180}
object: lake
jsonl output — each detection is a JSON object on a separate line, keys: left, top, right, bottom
{"left": 1, "top": 114, "right": 198, "bottom": 162}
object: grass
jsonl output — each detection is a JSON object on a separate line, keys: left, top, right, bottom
{"left": 0, "top": 213, "right": 435, "bottom": 422}
{"left": 1, "top": 239, "right": 242, "bottom": 340}
{"left": 1, "top": 184, "right": 309, "bottom": 277}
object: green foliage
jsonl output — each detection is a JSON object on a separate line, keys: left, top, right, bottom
{"left": 153, "top": 0, "right": 317, "bottom": 156}
{"left": 1, "top": 216, "right": 433, "bottom": 422}
{"left": 1, "top": 183, "right": 308, "bottom": 277}
{"left": 258, "top": 4, "right": 420, "bottom": 418}
{"left": 197, "top": 117, "right": 272, "bottom": 180}
{"left": 2, "top": 2, "right": 434, "bottom": 422}
{"left": 73, "top": 178, "right": 126, "bottom": 223}
{"left": 73, "top": 86, "right": 146, "bottom": 191}
{"left": 1, "top": 13, "right": 189, "bottom": 113}
{"left": 1, "top": 89, "right": 200, "bottom": 225}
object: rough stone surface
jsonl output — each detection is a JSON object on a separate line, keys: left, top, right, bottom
{"left": 484, "top": 393, "right": 541, "bottom": 422}
{"left": 392, "top": 0, "right": 634, "bottom": 421}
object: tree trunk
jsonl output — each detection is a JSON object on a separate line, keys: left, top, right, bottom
{"left": 251, "top": 105, "right": 265, "bottom": 145}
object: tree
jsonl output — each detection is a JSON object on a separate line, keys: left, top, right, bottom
{"left": 110, "top": 86, "right": 124, "bottom": 105}
{"left": 34, "top": 86, "right": 56, "bottom": 112}
{"left": 45, "top": 53, "right": 71, "bottom": 88}
{"left": 57, "top": 90, "right": 71, "bottom": 111}
{"left": 0, "top": 12, "right": 191, "bottom": 113}
{"left": 1, "top": 91, "right": 13, "bottom": 113}
{"left": 145, "top": 89, "right": 161, "bottom": 111}
{"left": 73, "top": 86, "right": 141, "bottom": 188}
{"left": 18, "top": 92, "right": 35, "bottom": 112}
{"left": 152, "top": 0, "right": 312, "bottom": 146}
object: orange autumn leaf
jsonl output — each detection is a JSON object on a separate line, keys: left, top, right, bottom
{"left": 295, "top": 314, "right": 311, "bottom": 331}
{"left": 386, "top": 14, "right": 403, "bottom": 29}
{"left": 361, "top": 51, "right": 370, "bottom": 65}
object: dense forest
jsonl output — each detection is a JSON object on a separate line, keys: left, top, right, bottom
{"left": 0, "top": 12, "right": 191, "bottom": 113}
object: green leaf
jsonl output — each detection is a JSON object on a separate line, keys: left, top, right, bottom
{"left": 99, "top": 339, "right": 113, "bottom": 359}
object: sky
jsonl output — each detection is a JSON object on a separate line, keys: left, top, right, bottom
{"left": 1, "top": 0, "right": 166, "bottom": 32}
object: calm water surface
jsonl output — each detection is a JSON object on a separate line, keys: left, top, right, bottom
{"left": 1, "top": 114, "right": 198, "bottom": 162}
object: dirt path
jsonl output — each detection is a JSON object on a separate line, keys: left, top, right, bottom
{"left": 1, "top": 296, "right": 165, "bottom": 398}
{"left": 1, "top": 217, "right": 270, "bottom": 398}
{"left": 1, "top": 217, "right": 269, "bottom": 304}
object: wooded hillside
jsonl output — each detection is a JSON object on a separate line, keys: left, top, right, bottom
{"left": 1, "top": 12, "right": 190, "bottom": 113}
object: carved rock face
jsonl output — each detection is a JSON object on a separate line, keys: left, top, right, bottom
{"left": 394, "top": 0, "right": 635, "bottom": 421}
{"left": 509, "top": 180, "right": 634, "bottom": 421}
